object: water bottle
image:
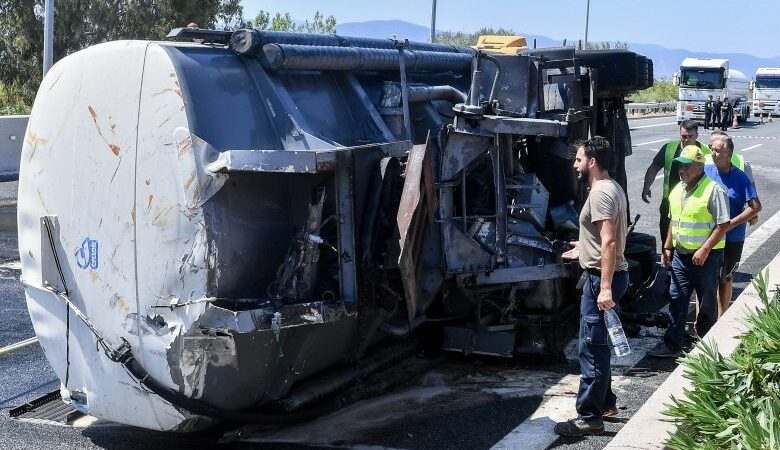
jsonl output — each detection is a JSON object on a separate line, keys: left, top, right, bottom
{"left": 604, "top": 309, "right": 631, "bottom": 357}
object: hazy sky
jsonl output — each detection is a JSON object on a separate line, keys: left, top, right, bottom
{"left": 242, "top": 0, "right": 780, "bottom": 58}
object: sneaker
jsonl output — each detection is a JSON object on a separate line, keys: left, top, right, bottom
{"left": 603, "top": 407, "right": 619, "bottom": 418}
{"left": 647, "top": 341, "right": 681, "bottom": 359}
{"left": 554, "top": 417, "right": 605, "bottom": 437}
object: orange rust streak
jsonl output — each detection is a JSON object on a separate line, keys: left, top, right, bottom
{"left": 183, "top": 173, "right": 196, "bottom": 190}
{"left": 110, "top": 144, "right": 121, "bottom": 156}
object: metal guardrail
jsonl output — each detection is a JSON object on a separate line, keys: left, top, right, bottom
{"left": 625, "top": 102, "right": 676, "bottom": 115}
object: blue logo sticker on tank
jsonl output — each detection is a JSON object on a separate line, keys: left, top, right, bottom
{"left": 75, "top": 237, "right": 99, "bottom": 270}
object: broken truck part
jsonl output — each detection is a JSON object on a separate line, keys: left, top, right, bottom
{"left": 18, "top": 28, "right": 653, "bottom": 430}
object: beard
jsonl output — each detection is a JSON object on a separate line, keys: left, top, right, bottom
{"left": 577, "top": 166, "right": 589, "bottom": 182}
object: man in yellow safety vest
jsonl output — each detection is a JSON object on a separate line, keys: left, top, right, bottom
{"left": 647, "top": 145, "right": 729, "bottom": 358}
{"left": 641, "top": 120, "right": 711, "bottom": 246}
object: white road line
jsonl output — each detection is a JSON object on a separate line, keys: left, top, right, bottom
{"left": 741, "top": 209, "right": 780, "bottom": 264}
{"left": 631, "top": 122, "right": 677, "bottom": 130}
{"left": 740, "top": 143, "right": 764, "bottom": 152}
{"left": 490, "top": 376, "right": 579, "bottom": 450}
{"left": 492, "top": 327, "right": 665, "bottom": 450}
{"left": 746, "top": 165, "right": 780, "bottom": 177}
{"left": 633, "top": 138, "right": 668, "bottom": 147}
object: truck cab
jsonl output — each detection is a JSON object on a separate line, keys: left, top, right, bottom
{"left": 674, "top": 57, "right": 750, "bottom": 124}
{"left": 752, "top": 67, "right": 780, "bottom": 117}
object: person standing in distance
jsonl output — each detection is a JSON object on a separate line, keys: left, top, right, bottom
{"left": 713, "top": 96, "right": 723, "bottom": 129}
{"left": 641, "top": 120, "right": 711, "bottom": 249}
{"left": 555, "top": 137, "right": 629, "bottom": 437}
{"left": 704, "top": 95, "right": 714, "bottom": 130}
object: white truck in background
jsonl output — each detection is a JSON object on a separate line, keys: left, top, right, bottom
{"left": 674, "top": 57, "right": 750, "bottom": 124}
{"left": 751, "top": 67, "right": 780, "bottom": 117}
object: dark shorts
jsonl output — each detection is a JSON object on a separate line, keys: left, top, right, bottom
{"left": 720, "top": 241, "right": 744, "bottom": 281}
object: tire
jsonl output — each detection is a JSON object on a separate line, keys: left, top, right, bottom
{"left": 575, "top": 49, "right": 641, "bottom": 92}
{"left": 627, "top": 232, "right": 657, "bottom": 251}
{"left": 636, "top": 56, "right": 649, "bottom": 89}
{"left": 626, "top": 258, "right": 643, "bottom": 286}
{"left": 624, "top": 243, "right": 655, "bottom": 283}
{"left": 635, "top": 56, "right": 653, "bottom": 90}
{"left": 645, "top": 59, "right": 654, "bottom": 88}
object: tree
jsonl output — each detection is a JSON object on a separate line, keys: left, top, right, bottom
{"left": 0, "top": 0, "right": 247, "bottom": 110}
{"left": 585, "top": 41, "right": 629, "bottom": 50}
{"left": 253, "top": 10, "right": 336, "bottom": 34}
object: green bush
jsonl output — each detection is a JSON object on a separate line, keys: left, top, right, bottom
{"left": 0, "top": 81, "right": 32, "bottom": 115}
{"left": 664, "top": 270, "right": 780, "bottom": 450}
{"left": 627, "top": 80, "right": 677, "bottom": 103}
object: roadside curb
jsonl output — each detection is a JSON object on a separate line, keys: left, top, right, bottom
{"left": 604, "top": 252, "right": 780, "bottom": 449}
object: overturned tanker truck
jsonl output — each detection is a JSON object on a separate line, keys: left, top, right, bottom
{"left": 18, "top": 27, "right": 657, "bottom": 430}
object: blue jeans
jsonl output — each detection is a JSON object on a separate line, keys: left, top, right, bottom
{"left": 664, "top": 250, "right": 724, "bottom": 351}
{"left": 576, "top": 270, "right": 629, "bottom": 421}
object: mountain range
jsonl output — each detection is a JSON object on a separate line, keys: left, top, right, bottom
{"left": 336, "top": 20, "right": 780, "bottom": 79}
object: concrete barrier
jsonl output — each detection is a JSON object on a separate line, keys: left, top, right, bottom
{"left": 605, "top": 253, "right": 780, "bottom": 449}
{"left": 0, "top": 115, "right": 27, "bottom": 181}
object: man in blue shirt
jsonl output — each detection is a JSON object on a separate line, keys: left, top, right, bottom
{"left": 705, "top": 134, "right": 761, "bottom": 317}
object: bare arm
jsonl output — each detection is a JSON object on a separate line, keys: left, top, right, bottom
{"left": 662, "top": 225, "right": 673, "bottom": 268}
{"left": 596, "top": 219, "right": 617, "bottom": 310}
{"left": 729, "top": 198, "right": 762, "bottom": 231}
{"left": 642, "top": 162, "right": 663, "bottom": 203}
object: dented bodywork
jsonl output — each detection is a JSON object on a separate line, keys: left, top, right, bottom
{"left": 18, "top": 31, "right": 649, "bottom": 430}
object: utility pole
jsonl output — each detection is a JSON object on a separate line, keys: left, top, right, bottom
{"left": 430, "top": 0, "right": 437, "bottom": 43}
{"left": 584, "top": 0, "right": 590, "bottom": 48}
{"left": 43, "top": 0, "right": 54, "bottom": 75}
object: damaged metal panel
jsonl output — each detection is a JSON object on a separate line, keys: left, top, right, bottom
{"left": 206, "top": 149, "right": 338, "bottom": 173}
{"left": 439, "top": 130, "right": 492, "bottom": 182}
{"left": 479, "top": 116, "right": 569, "bottom": 137}
{"left": 167, "top": 301, "right": 358, "bottom": 409}
{"left": 205, "top": 141, "right": 413, "bottom": 175}
{"left": 396, "top": 139, "right": 435, "bottom": 323}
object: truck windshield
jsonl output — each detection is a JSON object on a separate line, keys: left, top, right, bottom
{"left": 681, "top": 68, "right": 724, "bottom": 89}
{"left": 755, "top": 77, "right": 780, "bottom": 89}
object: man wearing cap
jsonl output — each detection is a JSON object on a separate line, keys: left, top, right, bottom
{"left": 642, "top": 120, "right": 711, "bottom": 247}
{"left": 648, "top": 145, "right": 729, "bottom": 358}
{"left": 706, "top": 134, "right": 761, "bottom": 318}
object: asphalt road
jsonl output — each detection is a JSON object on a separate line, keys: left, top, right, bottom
{"left": 1, "top": 115, "right": 779, "bottom": 450}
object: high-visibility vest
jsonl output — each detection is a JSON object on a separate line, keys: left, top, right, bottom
{"left": 662, "top": 141, "right": 712, "bottom": 199}
{"left": 704, "top": 153, "right": 745, "bottom": 171}
{"left": 669, "top": 176, "right": 726, "bottom": 251}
